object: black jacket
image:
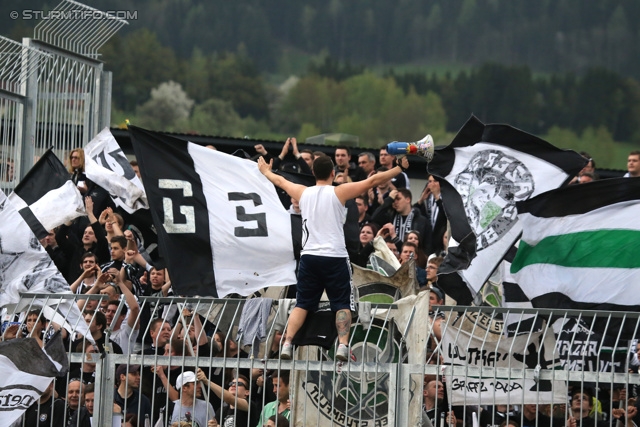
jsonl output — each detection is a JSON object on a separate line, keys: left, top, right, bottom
{"left": 371, "top": 197, "right": 430, "bottom": 253}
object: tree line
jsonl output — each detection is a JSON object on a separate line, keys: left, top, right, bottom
{"left": 101, "top": 29, "right": 639, "bottom": 169}
{"left": 4, "top": 1, "right": 638, "bottom": 168}
{"left": 29, "top": 0, "right": 637, "bottom": 78}
{"left": 6, "top": 0, "right": 640, "bottom": 77}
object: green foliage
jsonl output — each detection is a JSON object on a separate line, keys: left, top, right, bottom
{"left": 298, "top": 123, "right": 322, "bottom": 141}
{"left": 308, "top": 56, "right": 366, "bottom": 82}
{"left": 278, "top": 76, "right": 344, "bottom": 133}
{"left": 136, "top": 81, "right": 194, "bottom": 131}
{"left": 280, "top": 72, "right": 446, "bottom": 147}
{"left": 7, "top": 0, "right": 640, "bottom": 79}
{"left": 388, "top": 62, "right": 640, "bottom": 149}
{"left": 101, "top": 29, "right": 179, "bottom": 112}
{"left": 213, "top": 56, "right": 269, "bottom": 120}
{"left": 101, "top": 31, "right": 269, "bottom": 121}
{"left": 543, "top": 126, "right": 625, "bottom": 169}
{"left": 187, "top": 98, "right": 244, "bottom": 137}
{"left": 93, "top": 23, "right": 639, "bottom": 162}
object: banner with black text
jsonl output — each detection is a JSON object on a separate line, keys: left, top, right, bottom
{"left": 442, "top": 321, "right": 566, "bottom": 405}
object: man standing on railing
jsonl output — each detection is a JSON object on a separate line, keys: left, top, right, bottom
{"left": 258, "top": 154, "right": 410, "bottom": 362}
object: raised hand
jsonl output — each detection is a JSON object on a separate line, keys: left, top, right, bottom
{"left": 257, "top": 157, "right": 274, "bottom": 175}
{"left": 279, "top": 138, "right": 291, "bottom": 159}
{"left": 291, "top": 137, "right": 300, "bottom": 157}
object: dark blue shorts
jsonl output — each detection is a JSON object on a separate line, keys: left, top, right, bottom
{"left": 296, "top": 255, "right": 355, "bottom": 312}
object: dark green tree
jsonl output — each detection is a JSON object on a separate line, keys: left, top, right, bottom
{"left": 101, "top": 29, "right": 179, "bottom": 111}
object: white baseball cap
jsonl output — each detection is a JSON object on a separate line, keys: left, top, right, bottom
{"left": 176, "top": 371, "right": 196, "bottom": 389}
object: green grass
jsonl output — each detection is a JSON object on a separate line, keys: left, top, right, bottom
{"left": 359, "top": 294, "right": 395, "bottom": 304}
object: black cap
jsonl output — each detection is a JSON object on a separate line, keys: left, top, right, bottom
{"left": 115, "top": 363, "right": 140, "bottom": 378}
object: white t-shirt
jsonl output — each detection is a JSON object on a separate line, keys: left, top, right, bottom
{"left": 110, "top": 322, "right": 139, "bottom": 355}
{"left": 170, "top": 398, "right": 215, "bottom": 427}
{"left": 299, "top": 185, "right": 348, "bottom": 258}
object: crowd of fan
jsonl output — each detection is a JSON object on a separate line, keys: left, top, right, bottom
{"left": 2, "top": 141, "right": 640, "bottom": 427}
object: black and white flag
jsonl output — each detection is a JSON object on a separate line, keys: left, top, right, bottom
{"left": 84, "top": 127, "right": 148, "bottom": 213}
{"left": 129, "top": 127, "right": 297, "bottom": 297}
{"left": 0, "top": 332, "right": 68, "bottom": 426}
{"left": 8, "top": 149, "right": 84, "bottom": 239}
{"left": 428, "top": 116, "right": 586, "bottom": 301}
{"left": 0, "top": 192, "right": 92, "bottom": 341}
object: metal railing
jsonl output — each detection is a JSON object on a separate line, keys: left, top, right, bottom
{"left": 0, "top": 0, "right": 125, "bottom": 191}
{"left": 2, "top": 293, "right": 638, "bottom": 427}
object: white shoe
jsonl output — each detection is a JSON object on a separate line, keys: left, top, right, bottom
{"left": 281, "top": 341, "right": 293, "bottom": 360}
{"left": 336, "top": 343, "right": 356, "bottom": 362}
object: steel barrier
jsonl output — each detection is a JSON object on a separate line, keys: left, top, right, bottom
{"left": 0, "top": 0, "right": 125, "bottom": 189}
{"left": 2, "top": 294, "right": 639, "bottom": 427}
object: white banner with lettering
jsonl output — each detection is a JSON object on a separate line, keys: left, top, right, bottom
{"left": 189, "top": 144, "right": 297, "bottom": 297}
{"left": 442, "top": 323, "right": 567, "bottom": 405}
{"left": 85, "top": 127, "right": 148, "bottom": 213}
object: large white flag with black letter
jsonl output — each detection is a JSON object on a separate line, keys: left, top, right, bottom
{"left": 129, "top": 126, "right": 297, "bottom": 297}
{"left": 84, "top": 127, "right": 148, "bottom": 213}
{"left": 8, "top": 149, "right": 84, "bottom": 239}
{"left": 429, "top": 116, "right": 586, "bottom": 302}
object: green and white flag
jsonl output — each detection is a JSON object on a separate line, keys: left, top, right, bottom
{"left": 510, "top": 177, "right": 640, "bottom": 311}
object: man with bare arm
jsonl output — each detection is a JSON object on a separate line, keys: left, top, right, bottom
{"left": 258, "top": 154, "right": 410, "bottom": 361}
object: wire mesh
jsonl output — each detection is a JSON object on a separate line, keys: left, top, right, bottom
{"left": 33, "top": 0, "right": 128, "bottom": 58}
{"left": 0, "top": 36, "right": 51, "bottom": 94}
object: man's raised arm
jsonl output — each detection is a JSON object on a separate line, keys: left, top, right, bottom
{"left": 335, "top": 156, "right": 409, "bottom": 204}
{"left": 258, "top": 156, "right": 307, "bottom": 201}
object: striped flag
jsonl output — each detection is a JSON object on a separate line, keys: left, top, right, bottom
{"left": 129, "top": 126, "right": 297, "bottom": 297}
{"left": 428, "top": 116, "right": 586, "bottom": 302}
{"left": 495, "top": 244, "right": 545, "bottom": 335}
{"left": 8, "top": 149, "right": 85, "bottom": 239}
{"left": 511, "top": 176, "right": 640, "bottom": 311}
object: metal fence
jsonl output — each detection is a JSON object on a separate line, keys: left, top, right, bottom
{"left": 3, "top": 293, "right": 639, "bottom": 427}
{"left": 0, "top": 0, "right": 125, "bottom": 191}
{"left": 0, "top": 36, "right": 50, "bottom": 192}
